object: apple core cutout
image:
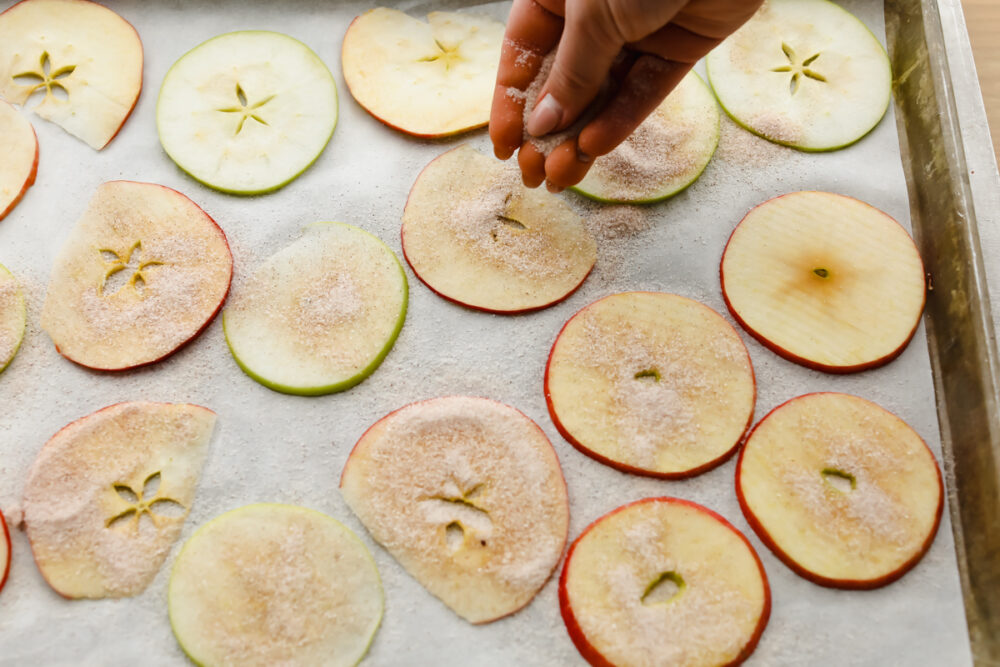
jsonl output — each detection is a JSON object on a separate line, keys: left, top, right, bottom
{"left": 105, "top": 471, "right": 185, "bottom": 532}
{"left": 0, "top": 263, "right": 26, "bottom": 374}
{"left": 642, "top": 571, "right": 685, "bottom": 606}
{"left": 821, "top": 468, "right": 856, "bottom": 493}
{"left": 0, "top": 99, "right": 38, "bottom": 221}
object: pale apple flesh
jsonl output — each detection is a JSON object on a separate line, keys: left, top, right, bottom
{"left": 736, "top": 392, "right": 943, "bottom": 588}
{"left": 223, "top": 222, "right": 408, "bottom": 396}
{"left": 560, "top": 497, "right": 771, "bottom": 667}
{"left": 0, "top": 508, "right": 10, "bottom": 596}
{"left": 0, "top": 263, "right": 27, "bottom": 374}
{"left": 720, "top": 191, "right": 925, "bottom": 372}
{"left": 0, "top": 99, "right": 38, "bottom": 221}
{"left": 169, "top": 504, "right": 383, "bottom": 667}
{"left": 340, "top": 396, "right": 570, "bottom": 624}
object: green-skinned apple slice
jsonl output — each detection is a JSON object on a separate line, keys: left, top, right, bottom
{"left": 341, "top": 396, "right": 569, "bottom": 624}
{"left": 169, "top": 504, "right": 383, "bottom": 667}
{"left": 0, "top": 508, "right": 9, "bottom": 595}
{"left": 223, "top": 222, "right": 407, "bottom": 396}
{"left": 706, "top": 0, "right": 891, "bottom": 151}
{"left": 720, "top": 191, "right": 925, "bottom": 372}
{"left": 572, "top": 71, "right": 720, "bottom": 204}
{"left": 40, "top": 180, "right": 233, "bottom": 371}
{"left": 0, "top": 0, "right": 142, "bottom": 150}
{"left": 23, "top": 402, "right": 215, "bottom": 598}
{"left": 0, "top": 99, "right": 38, "bottom": 220}
{"left": 0, "top": 263, "right": 26, "bottom": 374}
{"left": 157, "top": 31, "right": 338, "bottom": 194}
{"left": 560, "top": 497, "right": 771, "bottom": 667}
{"left": 546, "top": 292, "right": 755, "bottom": 478}
{"left": 402, "top": 144, "right": 596, "bottom": 313}
{"left": 342, "top": 9, "right": 504, "bottom": 137}
{"left": 736, "top": 392, "right": 943, "bottom": 588}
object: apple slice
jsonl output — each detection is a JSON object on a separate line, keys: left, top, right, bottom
{"left": 720, "top": 191, "right": 925, "bottom": 372}
{"left": 40, "top": 180, "right": 233, "bottom": 370}
{"left": 0, "top": 508, "right": 10, "bottom": 596}
{"left": 736, "top": 392, "right": 943, "bottom": 588}
{"left": 546, "top": 292, "right": 755, "bottom": 478}
{"left": 223, "top": 222, "right": 407, "bottom": 396}
{"left": 340, "top": 396, "right": 569, "bottom": 624}
{"left": 22, "top": 402, "right": 215, "bottom": 598}
{"left": 0, "top": 99, "right": 38, "bottom": 220}
{"left": 169, "top": 504, "right": 383, "bottom": 667}
{"left": 0, "top": 263, "right": 26, "bottom": 374}
{"left": 157, "top": 30, "right": 338, "bottom": 194}
{"left": 402, "top": 144, "right": 596, "bottom": 313}
{"left": 560, "top": 497, "right": 770, "bottom": 667}
{"left": 0, "top": 0, "right": 142, "bottom": 150}
{"left": 706, "top": 0, "right": 891, "bottom": 151}
{"left": 342, "top": 9, "right": 504, "bottom": 137}
{"left": 572, "top": 71, "right": 720, "bottom": 204}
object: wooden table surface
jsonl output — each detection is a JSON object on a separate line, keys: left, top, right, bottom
{"left": 961, "top": 0, "right": 1000, "bottom": 160}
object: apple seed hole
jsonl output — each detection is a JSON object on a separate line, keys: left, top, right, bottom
{"left": 445, "top": 521, "right": 465, "bottom": 552}
{"left": 813, "top": 267, "right": 830, "bottom": 278}
{"left": 642, "top": 571, "right": 685, "bottom": 606}
{"left": 106, "top": 508, "right": 137, "bottom": 529}
{"left": 634, "top": 368, "right": 661, "bottom": 382}
{"left": 802, "top": 53, "right": 821, "bottom": 67}
{"left": 822, "top": 468, "right": 856, "bottom": 493}
{"left": 113, "top": 484, "right": 139, "bottom": 504}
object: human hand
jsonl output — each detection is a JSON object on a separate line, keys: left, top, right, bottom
{"left": 489, "top": 0, "right": 763, "bottom": 191}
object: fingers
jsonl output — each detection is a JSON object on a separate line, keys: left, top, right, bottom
{"left": 517, "top": 142, "right": 547, "bottom": 189}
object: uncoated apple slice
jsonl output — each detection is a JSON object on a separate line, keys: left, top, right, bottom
{"left": 23, "top": 402, "right": 216, "bottom": 598}
{"left": 0, "top": 263, "right": 26, "bottom": 374}
{"left": 0, "top": 0, "right": 143, "bottom": 150}
{"left": 341, "top": 396, "right": 570, "bottom": 624}
{"left": 0, "top": 508, "right": 10, "bottom": 596}
{"left": 41, "top": 181, "right": 233, "bottom": 370}
{"left": 0, "top": 99, "right": 38, "bottom": 221}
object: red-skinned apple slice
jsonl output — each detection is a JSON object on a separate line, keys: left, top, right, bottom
{"left": 23, "top": 401, "right": 216, "bottom": 598}
{"left": 342, "top": 8, "right": 504, "bottom": 137}
{"left": 546, "top": 292, "right": 755, "bottom": 478}
{"left": 0, "top": 263, "right": 26, "bottom": 374}
{"left": 340, "top": 396, "right": 569, "bottom": 624}
{"left": 402, "top": 144, "right": 596, "bottom": 313}
{"left": 0, "top": 0, "right": 143, "bottom": 150}
{"left": 40, "top": 181, "right": 233, "bottom": 371}
{"left": 0, "top": 508, "right": 10, "bottom": 596}
{"left": 720, "top": 191, "right": 925, "bottom": 372}
{"left": 560, "top": 497, "right": 771, "bottom": 667}
{"left": 0, "top": 99, "right": 37, "bottom": 220}
{"left": 736, "top": 392, "right": 943, "bottom": 589}
{"left": 169, "top": 504, "right": 383, "bottom": 667}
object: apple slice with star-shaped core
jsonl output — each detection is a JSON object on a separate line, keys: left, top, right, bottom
{"left": 158, "top": 30, "right": 338, "bottom": 194}
{"left": 0, "top": 0, "right": 142, "bottom": 150}
{"left": 560, "top": 497, "right": 771, "bottom": 667}
{"left": 341, "top": 396, "right": 569, "bottom": 623}
{"left": 0, "top": 263, "right": 26, "bottom": 375}
{"left": 720, "top": 191, "right": 925, "bottom": 372}
{"left": 0, "top": 99, "right": 38, "bottom": 221}
{"left": 736, "top": 392, "right": 943, "bottom": 588}
{"left": 40, "top": 180, "right": 233, "bottom": 371}
{"left": 23, "top": 401, "right": 215, "bottom": 598}
{"left": 706, "top": 0, "right": 891, "bottom": 151}
{"left": 342, "top": 8, "right": 504, "bottom": 137}
{"left": 572, "top": 72, "right": 720, "bottom": 204}
{"left": 402, "top": 144, "right": 596, "bottom": 313}
{"left": 0, "top": 508, "right": 10, "bottom": 596}
{"left": 546, "top": 292, "right": 755, "bottom": 478}
{"left": 223, "top": 222, "right": 407, "bottom": 396}
{"left": 169, "top": 504, "right": 383, "bottom": 667}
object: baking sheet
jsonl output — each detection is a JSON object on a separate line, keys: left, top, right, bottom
{"left": 0, "top": 0, "right": 974, "bottom": 664}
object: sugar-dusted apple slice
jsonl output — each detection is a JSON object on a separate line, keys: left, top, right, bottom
{"left": 223, "top": 222, "right": 407, "bottom": 396}
{"left": 706, "top": 0, "right": 891, "bottom": 151}
{"left": 560, "top": 497, "right": 770, "bottom": 667}
{"left": 41, "top": 181, "right": 232, "bottom": 370}
{"left": 341, "top": 396, "right": 569, "bottom": 623}
{"left": 402, "top": 144, "right": 596, "bottom": 313}
{"left": 158, "top": 31, "right": 338, "bottom": 194}
{"left": 0, "top": 99, "right": 38, "bottom": 220}
{"left": 546, "top": 292, "right": 755, "bottom": 478}
{"left": 0, "top": 263, "right": 26, "bottom": 374}
{"left": 342, "top": 9, "right": 504, "bottom": 137}
{"left": 23, "top": 402, "right": 216, "bottom": 598}
{"left": 572, "top": 71, "right": 720, "bottom": 204}
{"left": 736, "top": 392, "right": 944, "bottom": 588}
{"left": 720, "top": 191, "right": 925, "bottom": 372}
{"left": 0, "top": 508, "right": 10, "bottom": 595}
{"left": 0, "top": 0, "right": 142, "bottom": 149}
{"left": 169, "top": 504, "right": 383, "bottom": 667}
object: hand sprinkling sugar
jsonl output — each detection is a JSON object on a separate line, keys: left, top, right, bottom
{"left": 490, "top": 0, "right": 763, "bottom": 191}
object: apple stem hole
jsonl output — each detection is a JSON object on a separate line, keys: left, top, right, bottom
{"left": 634, "top": 368, "right": 661, "bottom": 382}
{"left": 822, "top": 468, "right": 856, "bottom": 493}
{"left": 445, "top": 521, "right": 465, "bottom": 552}
{"left": 813, "top": 267, "right": 830, "bottom": 278}
{"left": 642, "top": 571, "right": 685, "bottom": 606}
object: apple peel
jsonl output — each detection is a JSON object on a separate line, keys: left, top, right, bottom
{"left": 0, "top": 99, "right": 38, "bottom": 221}
{"left": 0, "top": 263, "right": 26, "bottom": 375}
{"left": 0, "top": 508, "right": 10, "bottom": 596}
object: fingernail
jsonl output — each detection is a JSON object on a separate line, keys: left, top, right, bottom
{"left": 546, "top": 181, "right": 564, "bottom": 194}
{"left": 527, "top": 94, "right": 562, "bottom": 137}
{"left": 576, "top": 147, "right": 593, "bottom": 163}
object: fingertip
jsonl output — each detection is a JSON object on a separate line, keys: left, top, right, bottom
{"left": 518, "top": 143, "right": 546, "bottom": 189}
{"left": 544, "top": 139, "right": 593, "bottom": 189}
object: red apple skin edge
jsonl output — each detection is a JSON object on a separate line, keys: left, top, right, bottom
{"left": 339, "top": 394, "right": 572, "bottom": 625}
{"left": 0, "top": 123, "right": 38, "bottom": 222}
{"left": 399, "top": 148, "right": 594, "bottom": 315}
{"left": 734, "top": 392, "right": 945, "bottom": 590}
{"left": 718, "top": 192, "right": 927, "bottom": 374}
{"left": 0, "top": 508, "right": 10, "bottom": 595}
{"left": 50, "top": 180, "right": 233, "bottom": 373}
{"left": 0, "top": 0, "right": 144, "bottom": 150}
{"left": 558, "top": 496, "right": 772, "bottom": 667}
{"left": 544, "top": 292, "right": 757, "bottom": 479}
